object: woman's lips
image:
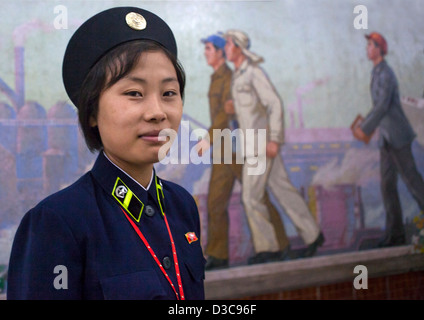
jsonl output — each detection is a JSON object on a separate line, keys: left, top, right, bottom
{"left": 139, "top": 130, "right": 167, "bottom": 143}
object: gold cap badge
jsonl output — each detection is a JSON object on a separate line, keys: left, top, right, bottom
{"left": 125, "top": 12, "right": 147, "bottom": 31}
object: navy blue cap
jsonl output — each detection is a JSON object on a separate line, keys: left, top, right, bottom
{"left": 62, "top": 7, "right": 177, "bottom": 107}
{"left": 201, "top": 34, "right": 226, "bottom": 49}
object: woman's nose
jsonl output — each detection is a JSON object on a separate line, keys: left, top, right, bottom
{"left": 144, "top": 96, "right": 166, "bottom": 122}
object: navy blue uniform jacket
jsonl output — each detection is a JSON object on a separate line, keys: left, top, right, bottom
{"left": 360, "top": 60, "right": 416, "bottom": 149}
{"left": 8, "top": 152, "right": 205, "bottom": 299}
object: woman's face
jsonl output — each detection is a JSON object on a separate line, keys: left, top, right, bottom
{"left": 92, "top": 50, "right": 183, "bottom": 171}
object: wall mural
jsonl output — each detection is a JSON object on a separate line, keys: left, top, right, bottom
{"left": 0, "top": 0, "right": 423, "bottom": 294}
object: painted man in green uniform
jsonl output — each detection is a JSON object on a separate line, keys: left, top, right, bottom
{"left": 197, "top": 34, "right": 290, "bottom": 269}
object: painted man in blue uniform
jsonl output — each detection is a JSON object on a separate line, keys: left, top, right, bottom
{"left": 353, "top": 32, "right": 424, "bottom": 248}
{"left": 7, "top": 7, "right": 205, "bottom": 299}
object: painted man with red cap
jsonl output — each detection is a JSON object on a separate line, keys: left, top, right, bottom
{"left": 353, "top": 32, "right": 424, "bottom": 247}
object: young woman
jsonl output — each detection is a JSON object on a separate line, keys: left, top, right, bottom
{"left": 7, "top": 6, "right": 205, "bottom": 300}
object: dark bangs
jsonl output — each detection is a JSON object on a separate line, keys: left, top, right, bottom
{"left": 77, "top": 40, "right": 185, "bottom": 152}
{"left": 102, "top": 40, "right": 185, "bottom": 95}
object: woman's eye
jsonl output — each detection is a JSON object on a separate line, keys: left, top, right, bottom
{"left": 125, "top": 91, "right": 142, "bottom": 97}
{"left": 163, "top": 91, "right": 177, "bottom": 97}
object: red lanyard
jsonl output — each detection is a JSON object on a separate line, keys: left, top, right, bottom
{"left": 121, "top": 207, "right": 185, "bottom": 300}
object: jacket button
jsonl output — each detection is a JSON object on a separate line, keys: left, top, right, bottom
{"left": 163, "top": 256, "right": 171, "bottom": 270}
{"left": 145, "top": 205, "right": 155, "bottom": 217}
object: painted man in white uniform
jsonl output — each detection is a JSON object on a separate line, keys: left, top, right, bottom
{"left": 224, "top": 30, "right": 324, "bottom": 263}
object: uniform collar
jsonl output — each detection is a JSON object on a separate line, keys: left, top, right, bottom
{"left": 102, "top": 151, "right": 154, "bottom": 192}
{"left": 91, "top": 152, "right": 162, "bottom": 216}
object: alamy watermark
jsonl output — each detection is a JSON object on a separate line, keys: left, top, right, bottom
{"left": 353, "top": 265, "right": 368, "bottom": 290}
{"left": 353, "top": 5, "right": 368, "bottom": 30}
{"left": 53, "top": 5, "right": 68, "bottom": 30}
{"left": 53, "top": 4, "right": 369, "bottom": 31}
{"left": 53, "top": 265, "right": 68, "bottom": 290}
{"left": 53, "top": 264, "right": 370, "bottom": 291}
{"left": 157, "top": 121, "right": 267, "bottom": 176}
